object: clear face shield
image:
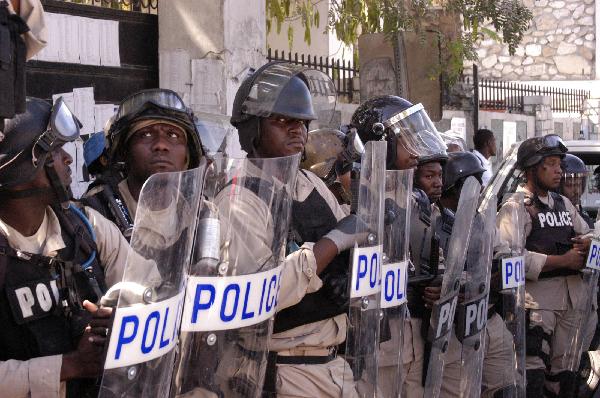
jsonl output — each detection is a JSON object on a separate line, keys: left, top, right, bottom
{"left": 561, "top": 172, "right": 588, "bottom": 207}
{"left": 382, "top": 103, "right": 447, "bottom": 159}
{"left": 302, "top": 128, "right": 364, "bottom": 180}
{"left": 241, "top": 62, "right": 338, "bottom": 129}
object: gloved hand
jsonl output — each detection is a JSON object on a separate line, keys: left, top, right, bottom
{"left": 323, "top": 214, "right": 370, "bottom": 253}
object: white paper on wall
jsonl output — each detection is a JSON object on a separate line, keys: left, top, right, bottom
{"left": 73, "top": 87, "right": 96, "bottom": 136}
{"left": 190, "top": 58, "right": 223, "bottom": 112}
{"left": 503, "top": 121, "right": 517, "bottom": 156}
{"left": 61, "top": 15, "right": 80, "bottom": 64}
{"left": 450, "top": 117, "right": 467, "bottom": 142}
{"left": 100, "top": 19, "right": 120, "bottom": 67}
{"left": 94, "top": 104, "right": 117, "bottom": 133}
{"left": 37, "top": 13, "right": 60, "bottom": 62}
{"left": 79, "top": 17, "right": 101, "bottom": 65}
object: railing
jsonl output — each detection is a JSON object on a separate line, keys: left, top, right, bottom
{"left": 43, "top": 0, "right": 158, "bottom": 13}
{"left": 461, "top": 74, "right": 590, "bottom": 113}
{"left": 267, "top": 48, "right": 358, "bottom": 101}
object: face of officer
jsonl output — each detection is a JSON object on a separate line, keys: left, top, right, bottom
{"left": 561, "top": 176, "right": 585, "bottom": 206}
{"left": 18, "top": 146, "right": 73, "bottom": 205}
{"left": 532, "top": 155, "right": 563, "bottom": 191}
{"left": 126, "top": 122, "right": 189, "bottom": 183}
{"left": 415, "top": 161, "right": 443, "bottom": 202}
{"left": 487, "top": 136, "right": 497, "bottom": 157}
{"left": 394, "top": 138, "right": 419, "bottom": 170}
{"left": 256, "top": 116, "right": 308, "bottom": 158}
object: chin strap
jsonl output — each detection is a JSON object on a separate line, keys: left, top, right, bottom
{"left": 44, "top": 158, "right": 72, "bottom": 208}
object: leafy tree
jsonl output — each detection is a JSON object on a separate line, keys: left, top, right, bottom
{"left": 266, "top": 0, "right": 532, "bottom": 84}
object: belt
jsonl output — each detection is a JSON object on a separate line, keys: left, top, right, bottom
{"left": 275, "top": 346, "right": 338, "bottom": 365}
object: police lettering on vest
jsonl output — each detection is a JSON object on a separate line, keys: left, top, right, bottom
{"left": 7, "top": 279, "right": 61, "bottom": 324}
{"left": 380, "top": 260, "right": 408, "bottom": 309}
{"left": 586, "top": 239, "right": 600, "bottom": 270}
{"left": 104, "top": 291, "right": 184, "bottom": 369}
{"left": 351, "top": 245, "right": 383, "bottom": 298}
{"left": 501, "top": 256, "right": 526, "bottom": 289}
{"left": 181, "top": 264, "right": 283, "bottom": 332}
{"left": 537, "top": 210, "right": 573, "bottom": 228}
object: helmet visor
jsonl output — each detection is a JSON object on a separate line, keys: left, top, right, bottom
{"left": 115, "top": 89, "right": 187, "bottom": 123}
{"left": 541, "top": 134, "right": 568, "bottom": 153}
{"left": 383, "top": 103, "right": 447, "bottom": 158}
{"left": 242, "top": 63, "right": 337, "bottom": 129}
{"left": 560, "top": 173, "right": 588, "bottom": 206}
{"left": 302, "top": 129, "right": 345, "bottom": 178}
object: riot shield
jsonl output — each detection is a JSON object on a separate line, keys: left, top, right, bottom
{"left": 342, "top": 140, "right": 386, "bottom": 397}
{"left": 452, "top": 189, "right": 496, "bottom": 398}
{"left": 493, "top": 192, "right": 526, "bottom": 398}
{"left": 378, "top": 169, "right": 413, "bottom": 398}
{"left": 423, "top": 176, "right": 481, "bottom": 398}
{"left": 171, "top": 154, "right": 300, "bottom": 398}
{"left": 98, "top": 165, "right": 205, "bottom": 397}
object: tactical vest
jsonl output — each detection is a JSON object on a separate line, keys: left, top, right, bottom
{"left": 273, "top": 181, "right": 350, "bottom": 334}
{"left": 0, "top": 1, "right": 27, "bottom": 119}
{"left": 435, "top": 206, "right": 455, "bottom": 256}
{"left": 0, "top": 206, "right": 106, "bottom": 397}
{"left": 525, "top": 192, "right": 577, "bottom": 279}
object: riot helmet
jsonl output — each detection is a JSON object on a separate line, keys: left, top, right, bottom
{"left": 559, "top": 153, "right": 588, "bottom": 207}
{"left": 230, "top": 61, "right": 337, "bottom": 154}
{"left": 108, "top": 89, "right": 204, "bottom": 169}
{"left": 0, "top": 97, "right": 82, "bottom": 205}
{"left": 442, "top": 151, "right": 486, "bottom": 193}
{"left": 440, "top": 130, "right": 467, "bottom": 152}
{"left": 350, "top": 95, "right": 447, "bottom": 169}
{"left": 516, "top": 134, "right": 567, "bottom": 170}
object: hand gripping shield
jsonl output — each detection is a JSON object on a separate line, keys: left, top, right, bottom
{"left": 378, "top": 169, "right": 414, "bottom": 398}
{"left": 494, "top": 192, "right": 527, "bottom": 398}
{"left": 98, "top": 164, "right": 206, "bottom": 397}
{"left": 171, "top": 154, "right": 299, "bottom": 398}
{"left": 342, "top": 140, "right": 387, "bottom": 397}
{"left": 452, "top": 188, "right": 497, "bottom": 398}
{"left": 423, "top": 176, "right": 481, "bottom": 398}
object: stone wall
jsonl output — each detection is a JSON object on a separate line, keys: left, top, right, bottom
{"left": 470, "top": 0, "right": 595, "bottom": 80}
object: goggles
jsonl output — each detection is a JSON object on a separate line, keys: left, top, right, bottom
{"left": 540, "top": 134, "right": 567, "bottom": 153}
{"left": 114, "top": 89, "right": 187, "bottom": 124}
{"left": 382, "top": 103, "right": 447, "bottom": 158}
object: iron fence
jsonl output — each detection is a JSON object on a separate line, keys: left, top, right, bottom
{"left": 267, "top": 48, "right": 358, "bottom": 101}
{"left": 43, "top": 0, "right": 157, "bottom": 13}
{"left": 462, "top": 74, "right": 590, "bottom": 113}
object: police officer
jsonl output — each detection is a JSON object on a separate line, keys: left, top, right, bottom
{"left": 434, "top": 152, "right": 517, "bottom": 397}
{"left": 559, "top": 153, "right": 594, "bottom": 228}
{"left": 0, "top": 98, "right": 133, "bottom": 397}
{"left": 82, "top": 88, "right": 204, "bottom": 238}
{"left": 496, "top": 134, "right": 596, "bottom": 397}
{"left": 350, "top": 95, "right": 448, "bottom": 398}
{"left": 231, "top": 61, "right": 368, "bottom": 397}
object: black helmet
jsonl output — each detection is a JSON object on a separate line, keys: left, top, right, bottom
{"left": 230, "top": 61, "right": 337, "bottom": 153}
{"left": 516, "top": 134, "right": 567, "bottom": 170}
{"left": 561, "top": 153, "right": 587, "bottom": 176}
{"left": 0, "top": 97, "right": 81, "bottom": 203}
{"left": 350, "top": 95, "right": 447, "bottom": 169}
{"left": 108, "top": 89, "right": 203, "bottom": 169}
{"left": 442, "top": 151, "right": 486, "bottom": 192}
{"left": 418, "top": 152, "right": 449, "bottom": 166}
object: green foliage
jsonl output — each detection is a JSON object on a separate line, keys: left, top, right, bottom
{"left": 266, "top": 0, "right": 533, "bottom": 85}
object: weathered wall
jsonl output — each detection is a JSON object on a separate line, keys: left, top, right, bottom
{"left": 469, "top": 0, "right": 596, "bottom": 80}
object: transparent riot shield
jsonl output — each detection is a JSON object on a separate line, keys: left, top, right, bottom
{"left": 423, "top": 176, "right": 481, "bottom": 398}
{"left": 98, "top": 165, "right": 205, "bottom": 397}
{"left": 494, "top": 192, "right": 526, "bottom": 398}
{"left": 378, "top": 169, "right": 413, "bottom": 398}
{"left": 171, "top": 154, "right": 300, "bottom": 398}
{"left": 342, "top": 140, "right": 386, "bottom": 397}
{"left": 452, "top": 190, "right": 496, "bottom": 398}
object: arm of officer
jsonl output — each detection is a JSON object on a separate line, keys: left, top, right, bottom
{"left": 0, "top": 355, "right": 63, "bottom": 398}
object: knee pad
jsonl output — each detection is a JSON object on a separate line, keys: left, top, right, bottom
{"left": 491, "top": 384, "right": 518, "bottom": 398}
{"left": 546, "top": 370, "right": 578, "bottom": 398}
{"left": 526, "top": 315, "right": 552, "bottom": 367}
{"left": 526, "top": 369, "right": 545, "bottom": 397}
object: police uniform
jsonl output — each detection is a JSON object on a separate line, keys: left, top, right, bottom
{"left": 497, "top": 185, "right": 596, "bottom": 396}
{"left": 267, "top": 169, "right": 358, "bottom": 398}
{"left": 0, "top": 205, "right": 130, "bottom": 398}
